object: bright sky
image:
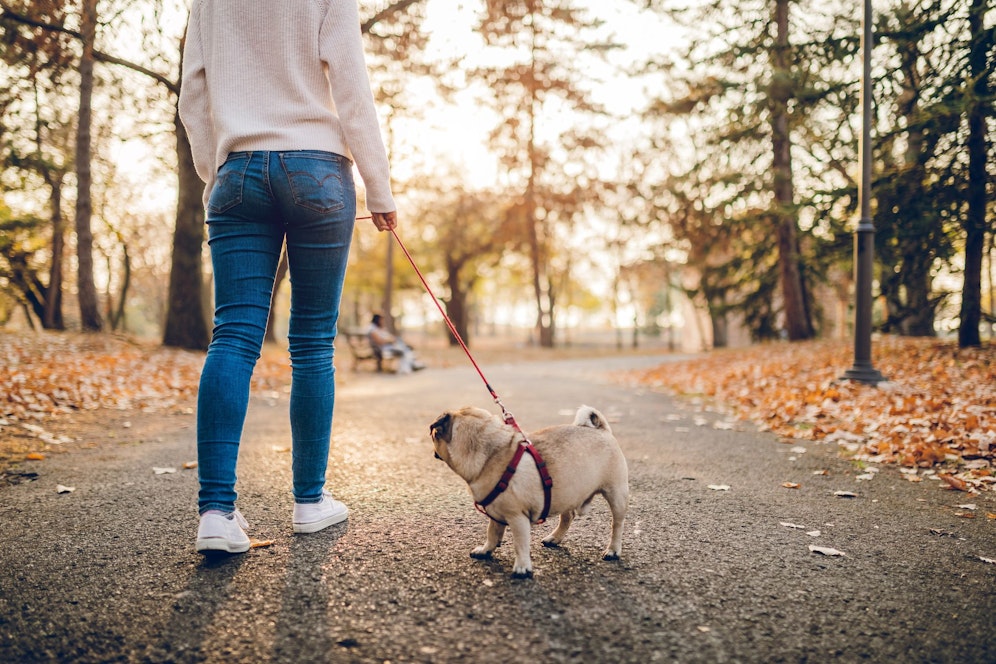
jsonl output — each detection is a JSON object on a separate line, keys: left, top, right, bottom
{"left": 399, "top": 0, "right": 674, "bottom": 187}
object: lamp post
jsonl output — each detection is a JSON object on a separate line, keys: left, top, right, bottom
{"left": 843, "top": 0, "right": 886, "bottom": 384}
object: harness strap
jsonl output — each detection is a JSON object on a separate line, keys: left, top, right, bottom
{"left": 475, "top": 442, "right": 553, "bottom": 525}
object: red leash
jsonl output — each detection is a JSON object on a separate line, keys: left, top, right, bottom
{"left": 360, "top": 219, "right": 552, "bottom": 523}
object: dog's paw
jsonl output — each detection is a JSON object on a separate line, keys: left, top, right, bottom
{"left": 469, "top": 547, "right": 493, "bottom": 560}
{"left": 541, "top": 537, "right": 561, "bottom": 548}
{"left": 602, "top": 551, "right": 620, "bottom": 561}
{"left": 511, "top": 567, "right": 534, "bottom": 579}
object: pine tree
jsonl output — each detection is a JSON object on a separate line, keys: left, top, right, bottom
{"left": 473, "top": 0, "right": 615, "bottom": 347}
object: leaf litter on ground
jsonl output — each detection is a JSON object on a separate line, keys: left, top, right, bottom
{"left": 0, "top": 332, "right": 291, "bottom": 471}
{"left": 633, "top": 337, "right": 994, "bottom": 492}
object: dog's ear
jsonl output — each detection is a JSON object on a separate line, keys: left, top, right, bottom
{"left": 429, "top": 412, "right": 453, "bottom": 443}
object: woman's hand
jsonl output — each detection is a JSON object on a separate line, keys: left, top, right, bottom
{"left": 371, "top": 211, "right": 397, "bottom": 232}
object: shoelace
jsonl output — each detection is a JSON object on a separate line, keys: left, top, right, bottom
{"left": 229, "top": 509, "right": 249, "bottom": 529}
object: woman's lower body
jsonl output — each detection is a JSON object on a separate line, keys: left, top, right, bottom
{"left": 195, "top": 150, "right": 355, "bottom": 552}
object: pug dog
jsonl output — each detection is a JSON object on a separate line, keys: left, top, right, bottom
{"left": 429, "top": 405, "right": 628, "bottom": 578}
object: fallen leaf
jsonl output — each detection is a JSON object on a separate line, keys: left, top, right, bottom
{"left": 834, "top": 491, "right": 858, "bottom": 498}
{"left": 855, "top": 473, "right": 875, "bottom": 481}
{"left": 782, "top": 482, "right": 801, "bottom": 489}
{"left": 697, "top": 626, "right": 711, "bottom": 633}
{"left": 929, "top": 528, "right": 960, "bottom": 538}
{"left": 956, "top": 503, "right": 977, "bottom": 510}
{"left": 987, "top": 513, "right": 996, "bottom": 520}
{"left": 812, "top": 469, "right": 829, "bottom": 476}
{"left": 780, "top": 522, "right": 807, "bottom": 530}
{"left": 954, "top": 512, "right": 976, "bottom": 519}
{"left": 938, "top": 473, "right": 969, "bottom": 492}
{"left": 182, "top": 461, "right": 198, "bottom": 470}
{"left": 153, "top": 467, "right": 176, "bottom": 475}
{"left": 809, "top": 545, "right": 846, "bottom": 557}
{"left": 713, "top": 421, "right": 734, "bottom": 430}
{"left": 271, "top": 445, "right": 291, "bottom": 453}
{"left": 25, "top": 453, "right": 46, "bottom": 460}
{"left": 707, "top": 484, "right": 730, "bottom": 491}
{"left": 806, "top": 530, "right": 822, "bottom": 537}
{"left": 790, "top": 447, "right": 807, "bottom": 454}
{"left": 249, "top": 539, "right": 274, "bottom": 548}
{"left": 980, "top": 557, "right": 996, "bottom": 565}
{"left": 56, "top": 484, "right": 75, "bottom": 493}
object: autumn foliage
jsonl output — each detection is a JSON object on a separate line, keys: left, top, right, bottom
{"left": 1, "top": 333, "right": 203, "bottom": 420}
{"left": 0, "top": 332, "right": 304, "bottom": 424}
{"left": 633, "top": 336, "right": 995, "bottom": 492}
{"left": 0, "top": 332, "right": 295, "bottom": 471}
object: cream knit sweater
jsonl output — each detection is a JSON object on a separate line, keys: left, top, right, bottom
{"left": 179, "top": 0, "right": 396, "bottom": 213}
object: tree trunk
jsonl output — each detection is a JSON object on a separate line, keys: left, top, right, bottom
{"left": 43, "top": 178, "right": 65, "bottom": 329}
{"left": 74, "top": 0, "right": 103, "bottom": 332}
{"left": 959, "top": 0, "right": 989, "bottom": 348}
{"left": 110, "top": 245, "right": 130, "bottom": 331}
{"left": 444, "top": 263, "right": 470, "bottom": 347}
{"left": 709, "top": 298, "right": 729, "bottom": 349}
{"left": 901, "top": 251, "right": 935, "bottom": 336}
{"left": 541, "top": 275, "right": 556, "bottom": 347}
{"left": 526, "top": 16, "right": 553, "bottom": 348}
{"left": 770, "top": 0, "right": 813, "bottom": 341}
{"left": 162, "top": 108, "right": 210, "bottom": 349}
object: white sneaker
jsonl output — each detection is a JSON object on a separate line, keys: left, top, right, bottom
{"left": 293, "top": 491, "right": 348, "bottom": 533}
{"left": 195, "top": 509, "right": 251, "bottom": 554}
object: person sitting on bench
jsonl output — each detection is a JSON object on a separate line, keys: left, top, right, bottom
{"left": 366, "top": 314, "right": 425, "bottom": 374}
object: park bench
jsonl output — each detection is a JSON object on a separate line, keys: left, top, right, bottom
{"left": 342, "top": 329, "right": 397, "bottom": 372}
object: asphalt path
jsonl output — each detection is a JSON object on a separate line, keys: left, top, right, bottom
{"left": 1, "top": 353, "right": 994, "bottom": 663}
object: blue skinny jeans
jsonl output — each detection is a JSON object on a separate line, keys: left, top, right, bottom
{"left": 197, "top": 150, "right": 355, "bottom": 514}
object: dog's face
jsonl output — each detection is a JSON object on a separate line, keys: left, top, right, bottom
{"left": 429, "top": 412, "right": 453, "bottom": 462}
{"left": 429, "top": 407, "right": 499, "bottom": 473}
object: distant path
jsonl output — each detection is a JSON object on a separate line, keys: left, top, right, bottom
{"left": 1, "top": 353, "right": 994, "bottom": 663}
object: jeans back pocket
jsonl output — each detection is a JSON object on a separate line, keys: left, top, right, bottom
{"left": 208, "top": 153, "right": 251, "bottom": 214}
{"left": 279, "top": 152, "right": 346, "bottom": 214}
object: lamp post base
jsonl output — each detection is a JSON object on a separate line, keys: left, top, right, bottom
{"left": 842, "top": 362, "right": 886, "bottom": 385}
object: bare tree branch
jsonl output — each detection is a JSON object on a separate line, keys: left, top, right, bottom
{"left": 361, "top": 0, "right": 423, "bottom": 34}
{"left": 1, "top": 4, "right": 178, "bottom": 94}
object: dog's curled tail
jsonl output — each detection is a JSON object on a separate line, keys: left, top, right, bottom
{"left": 574, "top": 405, "right": 611, "bottom": 434}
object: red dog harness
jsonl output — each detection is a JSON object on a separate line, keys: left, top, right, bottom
{"left": 475, "top": 438, "right": 553, "bottom": 525}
